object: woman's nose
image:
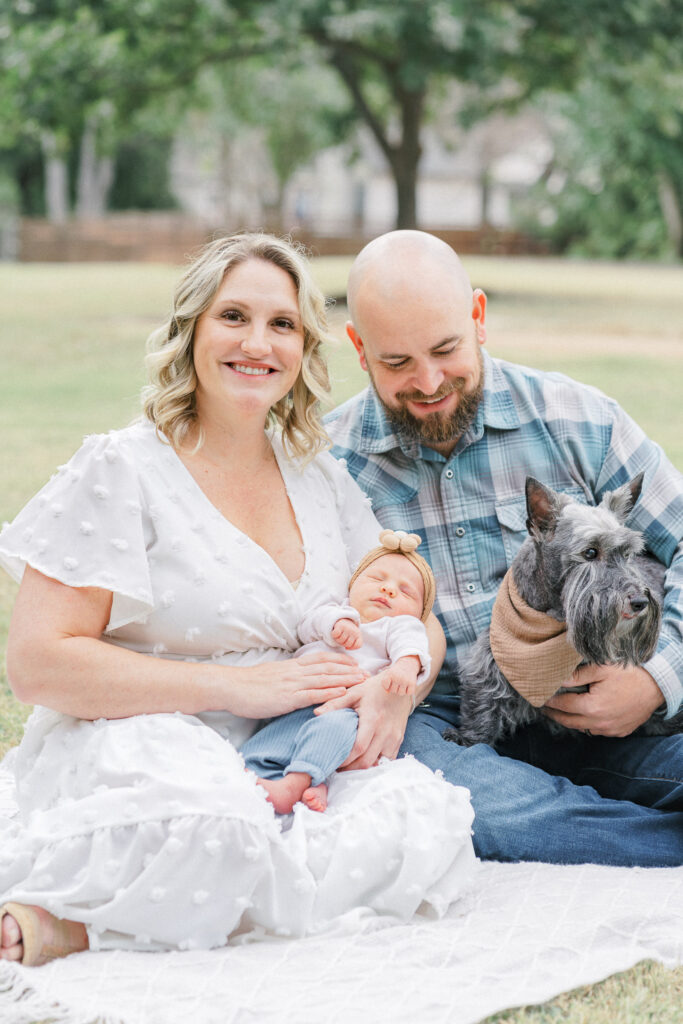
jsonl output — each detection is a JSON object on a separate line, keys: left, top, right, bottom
{"left": 240, "top": 322, "right": 272, "bottom": 357}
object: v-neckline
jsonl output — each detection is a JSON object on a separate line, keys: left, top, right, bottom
{"left": 162, "top": 429, "right": 307, "bottom": 589}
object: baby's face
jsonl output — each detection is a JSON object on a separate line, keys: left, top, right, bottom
{"left": 349, "top": 553, "right": 424, "bottom": 623}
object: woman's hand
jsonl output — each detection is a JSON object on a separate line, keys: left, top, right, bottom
{"left": 227, "top": 652, "right": 368, "bottom": 720}
{"left": 314, "top": 673, "right": 412, "bottom": 769}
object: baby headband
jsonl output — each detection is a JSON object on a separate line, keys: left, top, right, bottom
{"left": 349, "top": 529, "right": 436, "bottom": 622}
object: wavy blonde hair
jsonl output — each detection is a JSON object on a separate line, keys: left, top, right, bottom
{"left": 142, "top": 233, "right": 333, "bottom": 460}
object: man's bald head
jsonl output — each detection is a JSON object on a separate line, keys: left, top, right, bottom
{"left": 347, "top": 230, "right": 473, "bottom": 335}
{"left": 344, "top": 230, "right": 487, "bottom": 457}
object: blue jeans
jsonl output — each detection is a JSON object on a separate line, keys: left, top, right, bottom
{"left": 400, "top": 695, "right": 683, "bottom": 866}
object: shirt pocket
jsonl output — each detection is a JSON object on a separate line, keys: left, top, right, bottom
{"left": 495, "top": 486, "right": 590, "bottom": 569}
{"left": 494, "top": 497, "right": 528, "bottom": 568}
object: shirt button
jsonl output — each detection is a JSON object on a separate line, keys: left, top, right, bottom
{"left": 444, "top": 469, "right": 454, "bottom": 479}
{"left": 466, "top": 582, "right": 476, "bottom": 593}
{"left": 455, "top": 527, "right": 465, "bottom": 537}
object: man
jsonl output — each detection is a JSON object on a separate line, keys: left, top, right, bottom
{"left": 324, "top": 230, "right": 683, "bottom": 865}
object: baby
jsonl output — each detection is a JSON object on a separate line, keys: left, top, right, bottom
{"left": 240, "top": 530, "right": 436, "bottom": 814}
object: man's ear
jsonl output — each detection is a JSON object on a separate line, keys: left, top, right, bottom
{"left": 472, "top": 289, "right": 487, "bottom": 345}
{"left": 346, "top": 321, "right": 368, "bottom": 372}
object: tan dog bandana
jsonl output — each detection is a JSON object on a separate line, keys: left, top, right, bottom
{"left": 489, "top": 570, "right": 583, "bottom": 707}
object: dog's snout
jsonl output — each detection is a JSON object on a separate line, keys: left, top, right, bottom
{"left": 629, "top": 593, "right": 649, "bottom": 614}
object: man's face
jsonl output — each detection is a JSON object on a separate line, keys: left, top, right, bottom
{"left": 347, "top": 280, "right": 487, "bottom": 452}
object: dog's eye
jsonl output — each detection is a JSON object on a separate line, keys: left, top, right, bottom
{"left": 583, "top": 547, "right": 599, "bottom": 561}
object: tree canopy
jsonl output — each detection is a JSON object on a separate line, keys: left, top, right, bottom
{"left": 1, "top": 0, "right": 681, "bottom": 247}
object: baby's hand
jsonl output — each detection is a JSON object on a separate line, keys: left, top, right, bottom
{"left": 381, "top": 655, "right": 421, "bottom": 696}
{"left": 331, "top": 618, "right": 362, "bottom": 650}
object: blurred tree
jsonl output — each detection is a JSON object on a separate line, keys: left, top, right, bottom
{"left": 244, "top": 0, "right": 682, "bottom": 229}
{"left": 517, "top": 52, "right": 683, "bottom": 259}
{"left": 0, "top": 0, "right": 259, "bottom": 220}
{"left": 189, "top": 58, "right": 353, "bottom": 228}
{"left": 2, "top": 0, "right": 681, "bottom": 234}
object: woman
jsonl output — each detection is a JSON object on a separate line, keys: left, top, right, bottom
{"left": 0, "top": 234, "right": 475, "bottom": 965}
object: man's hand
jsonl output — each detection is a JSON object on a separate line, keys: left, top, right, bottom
{"left": 331, "top": 617, "right": 362, "bottom": 650}
{"left": 378, "top": 654, "right": 420, "bottom": 696}
{"left": 314, "top": 673, "right": 412, "bottom": 768}
{"left": 542, "top": 663, "right": 666, "bottom": 737}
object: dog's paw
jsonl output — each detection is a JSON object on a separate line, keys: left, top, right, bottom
{"left": 443, "top": 727, "right": 469, "bottom": 745}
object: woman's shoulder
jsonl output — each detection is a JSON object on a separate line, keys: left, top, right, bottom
{"left": 66, "top": 419, "right": 161, "bottom": 471}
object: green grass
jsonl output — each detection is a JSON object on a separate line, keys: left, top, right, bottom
{"left": 0, "top": 256, "right": 681, "bottom": 1021}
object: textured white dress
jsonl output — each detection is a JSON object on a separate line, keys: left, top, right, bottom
{"left": 0, "top": 421, "right": 476, "bottom": 950}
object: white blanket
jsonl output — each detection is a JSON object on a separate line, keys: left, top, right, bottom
{"left": 0, "top": 766, "right": 681, "bottom": 1024}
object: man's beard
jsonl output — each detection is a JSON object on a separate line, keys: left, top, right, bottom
{"left": 370, "top": 352, "right": 485, "bottom": 447}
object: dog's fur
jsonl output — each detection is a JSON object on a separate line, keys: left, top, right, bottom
{"left": 445, "top": 474, "right": 682, "bottom": 746}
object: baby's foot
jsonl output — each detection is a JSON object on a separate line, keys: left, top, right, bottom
{"left": 302, "top": 783, "right": 328, "bottom": 812}
{"left": 257, "top": 773, "right": 311, "bottom": 814}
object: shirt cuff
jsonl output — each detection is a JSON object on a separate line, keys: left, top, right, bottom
{"left": 643, "top": 649, "right": 683, "bottom": 719}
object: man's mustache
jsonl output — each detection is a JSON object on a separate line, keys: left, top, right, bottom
{"left": 396, "top": 379, "right": 466, "bottom": 404}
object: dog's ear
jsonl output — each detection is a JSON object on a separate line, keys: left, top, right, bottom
{"left": 601, "top": 472, "right": 644, "bottom": 523}
{"left": 525, "top": 477, "right": 561, "bottom": 537}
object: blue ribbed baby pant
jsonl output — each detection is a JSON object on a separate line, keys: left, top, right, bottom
{"left": 240, "top": 706, "right": 359, "bottom": 786}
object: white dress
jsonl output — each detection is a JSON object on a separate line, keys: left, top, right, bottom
{"left": 0, "top": 421, "right": 476, "bottom": 950}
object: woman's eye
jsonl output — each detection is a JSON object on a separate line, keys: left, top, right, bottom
{"left": 221, "top": 309, "right": 243, "bottom": 322}
{"left": 583, "top": 547, "right": 599, "bottom": 561}
{"left": 273, "top": 318, "right": 295, "bottom": 330}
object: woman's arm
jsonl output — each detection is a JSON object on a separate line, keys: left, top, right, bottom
{"left": 7, "top": 567, "right": 367, "bottom": 721}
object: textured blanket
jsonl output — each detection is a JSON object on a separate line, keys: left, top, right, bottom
{"left": 0, "top": 765, "right": 681, "bottom": 1024}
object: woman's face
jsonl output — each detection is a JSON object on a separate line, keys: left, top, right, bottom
{"left": 192, "top": 257, "right": 305, "bottom": 424}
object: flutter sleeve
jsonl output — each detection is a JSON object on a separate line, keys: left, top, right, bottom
{"left": 0, "top": 432, "right": 155, "bottom": 631}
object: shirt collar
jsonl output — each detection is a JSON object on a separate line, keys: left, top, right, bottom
{"left": 357, "top": 351, "right": 520, "bottom": 460}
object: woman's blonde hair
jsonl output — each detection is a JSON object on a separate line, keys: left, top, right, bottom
{"left": 142, "top": 233, "right": 333, "bottom": 460}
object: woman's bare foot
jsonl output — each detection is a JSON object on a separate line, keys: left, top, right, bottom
{"left": 0, "top": 910, "right": 23, "bottom": 961}
{"left": 302, "top": 783, "right": 328, "bottom": 812}
{"left": 257, "top": 772, "right": 313, "bottom": 814}
{"left": 0, "top": 904, "right": 88, "bottom": 966}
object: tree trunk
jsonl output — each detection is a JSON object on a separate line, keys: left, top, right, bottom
{"left": 324, "top": 44, "right": 424, "bottom": 231}
{"left": 41, "top": 132, "right": 69, "bottom": 223}
{"left": 479, "top": 169, "right": 492, "bottom": 229}
{"left": 657, "top": 171, "right": 682, "bottom": 256}
{"left": 76, "top": 114, "right": 115, "bottom": 218}
{"left": 391, "top": 85, "right": 424, "bottom": 230}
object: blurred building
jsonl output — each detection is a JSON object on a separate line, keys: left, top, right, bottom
{"left": 170, "top": 109, "right": 551, "bottom": 236}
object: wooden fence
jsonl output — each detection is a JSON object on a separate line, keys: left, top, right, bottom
{"left": 18, "top": 214, "right": 550, "bottom": 263}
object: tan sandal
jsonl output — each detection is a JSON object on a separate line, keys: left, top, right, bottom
{"left": 0, "top": 902, "right": 88, "bottom": 966}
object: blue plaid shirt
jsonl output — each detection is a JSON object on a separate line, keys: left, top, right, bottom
{"left": 325, "top": 352, "right": 683, "bottom": 718}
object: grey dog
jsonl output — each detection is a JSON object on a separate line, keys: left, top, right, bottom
{"left": 445, "top": 474, "right": 682, "bottom": 746}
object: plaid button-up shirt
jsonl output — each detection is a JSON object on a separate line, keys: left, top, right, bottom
{"left": 325, "top": 352, "right": 683, "bottom": 718}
